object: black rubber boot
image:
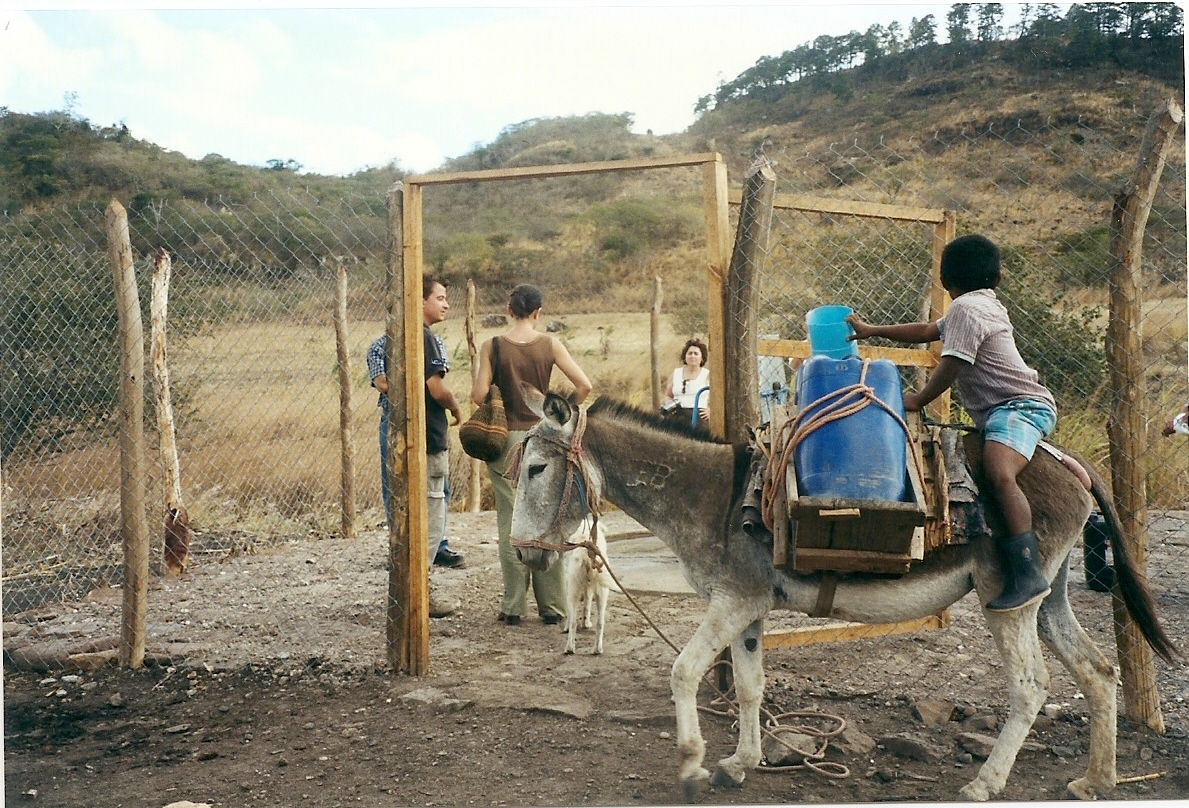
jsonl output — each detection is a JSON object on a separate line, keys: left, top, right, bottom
{"left": 987, "top": 531, "right": 1051, "bottom": 612}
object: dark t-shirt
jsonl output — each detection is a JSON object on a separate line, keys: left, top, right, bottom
{"left": 424, "top": 325, "right": 450, "bottom": 454}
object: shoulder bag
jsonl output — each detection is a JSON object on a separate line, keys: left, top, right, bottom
{"left": 459, "top": 337, "right": 508, "bottom": 461}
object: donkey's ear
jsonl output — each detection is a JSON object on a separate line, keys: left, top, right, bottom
{"left": 541, "top": 392, "right": 574, "bottom": 426}
{"left": 521, "top": 383, "right": 547, "bottom": 419}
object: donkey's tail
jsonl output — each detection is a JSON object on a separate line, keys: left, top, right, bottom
{"left": 1078, "top": 454, "right": 1179, "bottom": 663}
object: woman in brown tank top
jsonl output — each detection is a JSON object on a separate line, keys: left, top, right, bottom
{"left": 471, "top": 284, "right": 592, "bottom": 626}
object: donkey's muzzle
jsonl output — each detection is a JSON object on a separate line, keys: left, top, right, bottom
{"left": 514, "top": 542, "right": 557, "bottom": 571}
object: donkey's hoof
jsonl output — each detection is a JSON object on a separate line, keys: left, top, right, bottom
{"left": 1067, "top": 777, "right": 1110, "bottom": 801}
{"left": 959, "top": 779, "right": 992, "bottom": 801}
{"left": 680, "top": 777, "right": 702, "bottom": 803}
{"left": 710, "top": 766, "right": 744, "bottom": 789}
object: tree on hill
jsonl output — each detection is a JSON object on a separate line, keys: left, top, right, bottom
{"left": 699, "top": 1, "right": 1183, "bottom": 113}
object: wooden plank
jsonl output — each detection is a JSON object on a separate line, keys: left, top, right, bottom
{"left": 763, "top": 611, "right": 951, "bottom": 650}
{"left": 728, "top": 189, "right": 948, "bottom": 223}
{"left": 770, "top": 407, "right": 790, "bottom": 569}
{"left": 903, "top": 413, "right": 929, "bottom": 550}
{"left": 927, "top": 215, "right": 956, "bottom": 422}
{"left": 819, "top": 507, "right": 862, "bottom": 519}
{"left": 402, "top": 181, "right": 430, "bottom": 674}
{"left": 703, "top": 156, "right": 730, "bottom": 439}
{"left": 650, "top": 277, "right": 663, "bottom": 411}
{"left": 784, "top": 435, "right": 800, "bottom": 523}
{"left": 920, "top": 422, "right": 951, "bottom": 554}
{"left": 411, "top": 152, "right": 721, "bottom": 186}
{"left": 757, "top": 337, "right": 935, "bottom": 369}
{"left": 464, "top": 280, "right": 483, "bottom": 513}
{"left": 793, "top": 547, "right": 914, "bottom": 575}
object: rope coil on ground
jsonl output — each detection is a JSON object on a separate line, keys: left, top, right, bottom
{"left": 534, "top": 403, "right": 854, "bottom": 781}
{"left": 578, "top": 537, "right": 851, "bottom": 780}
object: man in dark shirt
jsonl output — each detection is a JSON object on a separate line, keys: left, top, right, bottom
{"left": 367, "top": 276, "right": 464, "bottom": 617}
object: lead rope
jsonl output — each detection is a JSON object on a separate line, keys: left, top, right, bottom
{"left": 577, "top": 535, "right": 850, "bottom": 780}
{"left": 531, "top": 405, "right": 850, "bottom": 780}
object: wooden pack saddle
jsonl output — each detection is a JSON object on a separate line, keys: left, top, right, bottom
{"left": 744, "top": 405, "right": 988, "bottom": 576}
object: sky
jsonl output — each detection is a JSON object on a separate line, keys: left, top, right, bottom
{"left": 2, "top": 1, "right": 1038, "bottom": 176}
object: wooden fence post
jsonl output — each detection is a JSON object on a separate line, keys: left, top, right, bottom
{"left": 650, "top": 277, "right": 663, "bottom": 411}
{"left": 465, "top": 279, "right": 483, "bottom": 513}
{"left": 385, "top": 181, "right": 430, "bottom": 675}
{"left": 150, "top": 247, "right": 191, "bottom": 574}
{"left": 702, "top": 155, "right": 731, "bottom": 439}
{"left": 333, "top": 262, "right": 357, "bottom": 539}
{"left": 1106, "top": 98, "right": 1183, "bottom": 733}
{"left": 723, "top": 158, "right": 776, "bottom": 443}
{"left": 105, "top": 199, "right": 149, "bottom": 669}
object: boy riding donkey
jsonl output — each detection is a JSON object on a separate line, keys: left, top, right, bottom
{"left": 848, "top": 234, "right": 1064, "bottom": 611}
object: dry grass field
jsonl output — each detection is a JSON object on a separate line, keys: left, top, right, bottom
{"left": 4, "top": 291, "right": 1185, "bottom": 566}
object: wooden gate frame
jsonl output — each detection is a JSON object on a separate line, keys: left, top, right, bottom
{"left": 728, "top": 191, "right": 958, "bottom": 649}
{"left": 387, "top": 153, "right": 732, "bottom": 674}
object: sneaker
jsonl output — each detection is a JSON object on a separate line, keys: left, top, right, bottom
{"left": 433, "top": 547, "right": 465, "bottom": 568}
{"left": 429, "top": 593, "right": 458, "bottom": 618}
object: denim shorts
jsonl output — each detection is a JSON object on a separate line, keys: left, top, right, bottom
{"left": 983, "top": 399, "right": 1057, "bottom": 460}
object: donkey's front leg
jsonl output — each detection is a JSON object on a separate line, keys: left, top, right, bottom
{"left": 710, "top": 618, "right": 765, "bottom": 789}
{"left": 671, "top": 599, "right": 761, "bottom": 802}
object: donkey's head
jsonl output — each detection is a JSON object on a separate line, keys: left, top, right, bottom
{"left": 510, "top": 389, "right": 601, "bottom": 571}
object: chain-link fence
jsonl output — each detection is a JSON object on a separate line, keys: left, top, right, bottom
{"left": 724, "top": 101, "right": 1187, "bottom": 726}
{"left": 2, "top": 104, "right": 1185, "bottom": 685}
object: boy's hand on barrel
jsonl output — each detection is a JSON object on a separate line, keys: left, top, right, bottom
{"left": 845, "top": 312, "right": 873, "bottom": 340}
{"left": 903, "top": 391, "right": 924, "bottom": 412}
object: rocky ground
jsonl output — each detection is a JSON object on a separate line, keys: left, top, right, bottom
{"left": 4, "top": 510, "right": 1188, "bottom": 807}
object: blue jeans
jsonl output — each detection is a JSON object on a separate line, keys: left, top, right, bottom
{"left": 379, "top": 404, "right": 449, "bottom": 563}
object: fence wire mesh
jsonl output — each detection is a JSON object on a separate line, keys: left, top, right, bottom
{"left": 722, "top": 105, "right": 1186, "bottom": 718}
{"left": 2, "top": 106, "right": 1185, "bottom": 708}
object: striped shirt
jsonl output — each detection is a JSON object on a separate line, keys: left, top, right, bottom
{"left": 937, "top": 289, "right": 1055, "bottom": 429}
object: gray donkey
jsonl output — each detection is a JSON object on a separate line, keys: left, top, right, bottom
{"left": 509, "top": 390, "right": 1176, "bottom": 803}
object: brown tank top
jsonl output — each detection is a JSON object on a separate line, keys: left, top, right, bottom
{"left": 493, "top": 334, "right": 555, "bottom": 429}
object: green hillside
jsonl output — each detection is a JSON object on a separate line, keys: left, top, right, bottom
{"left": 2, "top": 2, "right": 1186, "bottom": 497}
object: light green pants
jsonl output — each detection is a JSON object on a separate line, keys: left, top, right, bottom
{"left": 488, "top": 429, "right": 566, "bottom": 619}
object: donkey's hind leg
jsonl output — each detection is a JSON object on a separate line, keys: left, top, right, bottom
{"left": 960, "top": 602, "right": 1050, "bottom": 801}
{"left": 710, "top": 618, "right": 765, "bottom": 789}
{"left": 1036, "top": 561, "right": 1118, "bottom": 800}
{"left": 671, "top": 597, "right": 765, "bottom": 802}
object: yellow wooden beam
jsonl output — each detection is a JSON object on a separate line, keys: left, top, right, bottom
{"left": 410, "top": 153, "right": 721, "bottom": 186}
{"left": 756, "top": 337, "right": 936, "bottom": 368}
{"left": 728, "top": 190, "right": 947, "bottom": 223}
{"left": 763, "top": 610, "right": 951, "bottom": 650}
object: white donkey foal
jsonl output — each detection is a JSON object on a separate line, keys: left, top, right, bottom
{"left": 562, "top": 521, "right": 617, "bottom": 655}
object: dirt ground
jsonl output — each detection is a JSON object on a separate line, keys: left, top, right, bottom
{"left": 4, "top": 509, "right": 1188, "bottom": 808}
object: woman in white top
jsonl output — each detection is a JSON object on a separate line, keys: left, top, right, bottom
{"left": 663, "top": 337, "right": 710, "bottom": 426}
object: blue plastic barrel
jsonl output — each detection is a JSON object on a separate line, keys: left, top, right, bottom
{"left": 794, "top": 355, "right": 907, "bottom": 501}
